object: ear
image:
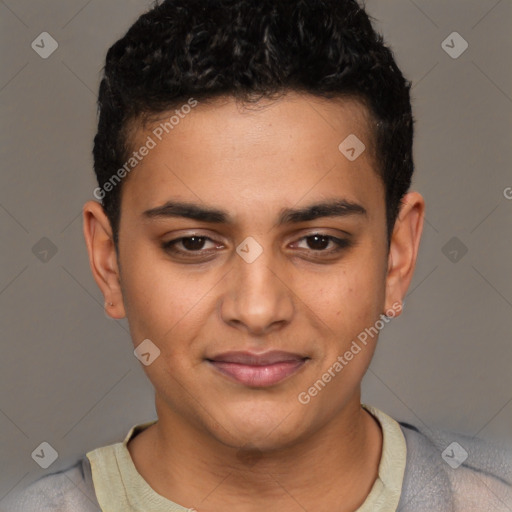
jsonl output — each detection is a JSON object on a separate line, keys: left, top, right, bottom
{"left": 384, "top": 191, "right": 425, "bottom": 317}
{"left": 82, "top": 200, "right": 126, "bottom": 319}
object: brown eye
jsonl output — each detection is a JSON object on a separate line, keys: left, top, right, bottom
{"left": 162, "top": 236, "right": 217, "bottom": 253}
{"left": 295, "top": 234, "right": 351, "bottom": 252}
{"left": 305, "top": 235, "right": 330, "bottom": 250}
{"left": 180, "top": 236, "right": 207, "bottom": 251}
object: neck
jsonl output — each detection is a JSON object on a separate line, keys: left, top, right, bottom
{"left": 128, "top": 395, "right": 382, "bottom": 512}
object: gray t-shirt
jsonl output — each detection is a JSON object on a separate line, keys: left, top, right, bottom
{"left": 2, "top": 406, "right": 511, "bottom": 511}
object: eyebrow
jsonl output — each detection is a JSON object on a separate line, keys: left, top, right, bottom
{"left": 142, "top": 199, "right": 367, "bottom": 226}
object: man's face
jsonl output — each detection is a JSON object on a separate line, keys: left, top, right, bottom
{"left": 116, "top": 93, "right": 392, "bottom": 450}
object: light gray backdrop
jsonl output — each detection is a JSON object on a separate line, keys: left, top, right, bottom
{"left": 1, "top": 0, "right": 511, "bottom": 502}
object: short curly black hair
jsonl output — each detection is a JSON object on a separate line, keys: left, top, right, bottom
{"left": 93, "top": 0, "right": 414, "bottom": 249}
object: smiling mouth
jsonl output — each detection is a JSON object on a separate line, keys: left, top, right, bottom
{"left": 206, "top": 350, "right": 310, "bottom": 387}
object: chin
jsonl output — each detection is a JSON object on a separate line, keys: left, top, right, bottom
{"left": 206, "top": 404, "right": 311, "bottom": 452}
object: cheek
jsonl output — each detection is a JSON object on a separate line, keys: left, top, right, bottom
{"left": 313, "top": 260, "right": 385, "bottom": 334}
{"left": 302, "top": 264, "right": 385, "bottom": 399}
{"left": 119, "top": 246, "right": 209, "bottom": 346}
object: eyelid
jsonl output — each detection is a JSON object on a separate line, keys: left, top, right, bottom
{"left": 162, "top": 234, "right": 222, "bottom": 250}
{"left": 162, "top": 229, "right": 351, "bottom": 245}
{"left": 290, "top": 233, "right": 352, "bottom": 250}
{"left": 161, "top": 229, "right": 224, "bottom": 243}
{"left": 284, "top": 227, "right": 352, "bottom": 245}
{"left": 161, "top": 231, "right": 353, "bottom": 263}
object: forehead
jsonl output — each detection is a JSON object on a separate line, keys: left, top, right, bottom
{"left": 120, "top": 92, "right": 383, "bottom": 223}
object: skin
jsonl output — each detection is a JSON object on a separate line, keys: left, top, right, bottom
{"left": 83, "top": 92, "right": 424, "bottom": 512}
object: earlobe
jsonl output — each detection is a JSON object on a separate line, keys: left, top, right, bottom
{"left": 383, "top": 191, "right": 425, "bottom": 316}
{"left": 82, "top": 201, "right": 126, "bottom": 319}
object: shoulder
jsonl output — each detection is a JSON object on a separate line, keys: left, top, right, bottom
{"left": 1, "top": 458, "right": 100, "bottom": 512}
{"left": 398, "top": 422, "right": 512, "bottom": 511}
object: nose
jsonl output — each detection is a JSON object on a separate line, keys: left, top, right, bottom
{"left": 220, "top": 246, "right": 294, "bottom": 336}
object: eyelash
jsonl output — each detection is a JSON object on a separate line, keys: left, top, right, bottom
{"left": 161, "top": 234, "right": 352, "bottom": 260}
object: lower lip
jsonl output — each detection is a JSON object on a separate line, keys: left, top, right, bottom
{"left": 208, "top": 359, "right": 307, "bottom": 387}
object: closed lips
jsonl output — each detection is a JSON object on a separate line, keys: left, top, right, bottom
{"left": 207, "top": 351, "right": 308, "bottom": 365}
{"left": 206, "top": 350, "right": 310, "bottom": 387}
